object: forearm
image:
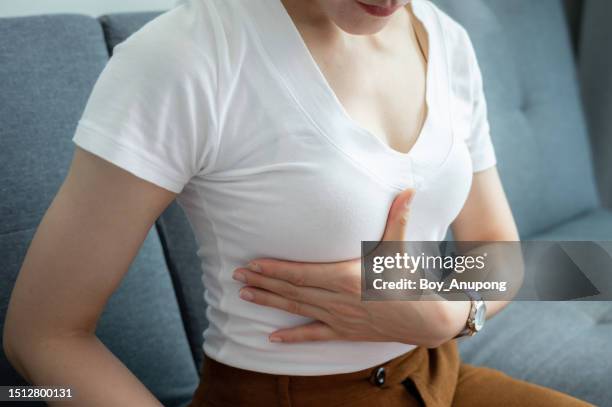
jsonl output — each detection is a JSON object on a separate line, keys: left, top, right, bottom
{"left": 437, "top": 298, "right": 509, "bottom": 344}
{"left": 439, "top": 238, "right": 521, "bottom": 338}
{"left": 485, "top": 299, "right": 510, "bottom": 319}
{"left": 8, "top": 333, "right": 162, "bottom": 407}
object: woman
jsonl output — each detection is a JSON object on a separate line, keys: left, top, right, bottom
{"left": 3, "top": 0, "right": 594, "bottom": 405}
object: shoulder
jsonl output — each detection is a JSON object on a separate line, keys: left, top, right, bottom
{"left": 417, "top": 0, "right": 475, "bottom": 56}
{"left": 418, "top": 1, "right": 483, "bottom": 99}
{"left": 109, "top": 0, "right": 222, "bottom": 87}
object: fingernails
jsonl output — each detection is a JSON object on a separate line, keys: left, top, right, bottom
{"left": 232, "top": 270, "right": 246, "bottom": 283}
{"left": 246, "top": 262, "right": 262, "bottom": 272}
{"left": 239, "top": 288, "right": 254, "bottom": 301}
{"left": 269, "top": 336, "right": 283, "bottom": 343}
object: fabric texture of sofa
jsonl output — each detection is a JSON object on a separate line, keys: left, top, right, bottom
{"left": 1, "top": 1, "right": 611, "bottom": 406}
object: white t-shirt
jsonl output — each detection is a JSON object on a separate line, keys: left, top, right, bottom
{"left": 72, "top": 0, "right": 496, "bottom": 375}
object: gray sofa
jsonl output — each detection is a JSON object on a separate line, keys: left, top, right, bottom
{"left": 1, "top": 1, "right": 611, "bottom": 406}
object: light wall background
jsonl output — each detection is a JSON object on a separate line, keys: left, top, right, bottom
{"left": 0, "top": 0, "right": 176, "bottom": 18}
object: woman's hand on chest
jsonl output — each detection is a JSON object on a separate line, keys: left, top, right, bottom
{"left": 231, "top": 188, "right": 469, "bottom": 347}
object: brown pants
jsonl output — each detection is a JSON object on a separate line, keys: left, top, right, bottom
{"left": 187, "top": 340, "right": 593, "bottom": 407}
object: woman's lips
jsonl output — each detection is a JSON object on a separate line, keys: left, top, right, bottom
{"left": 356, "top": 1, "right": 401, "bottom": 17}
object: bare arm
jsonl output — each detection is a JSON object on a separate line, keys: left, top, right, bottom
{"left": 450, "top": 166, "right": 520, "bottom": 320}
{"left": 3, "top": 147, "right": 178, "bottom": 406}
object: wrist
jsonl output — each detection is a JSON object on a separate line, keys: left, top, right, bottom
{"left": 419, "top": 300, "right": 471, "bottom": 347}
{"left": 443, "top": 300, "right": 473, "bottom": 339}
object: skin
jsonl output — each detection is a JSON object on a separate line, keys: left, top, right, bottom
{"left": 284, "top": 0, "right": 428, "bottom": 154}
{"left": 3, "top": 148, "right": 174, "bottom": 406}
{"left": 3, "top": 0, "right": 519, "bottom": 405}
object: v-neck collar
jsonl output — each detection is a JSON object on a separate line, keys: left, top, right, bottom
{"left": 237, "top": 0, "right": 455, "bottom": 191}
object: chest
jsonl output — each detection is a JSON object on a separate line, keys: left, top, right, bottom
{"left": 191, "top": 132, "right": 473, "bottom": 264}
{"left": 194, "top": 64, "right": 473, "bottom": 260}
{"left": 318, "top": 49, "right": 428, "bottom": 156}
{"left": 297, "top": 9, "right": 430, "bottom": 155}
{"left": 190, "top": 0, "right": 475, "bottom": 260}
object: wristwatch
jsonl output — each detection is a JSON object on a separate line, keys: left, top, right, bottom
{"left": 454, "top": 290, "right": 486, "bottom": 338}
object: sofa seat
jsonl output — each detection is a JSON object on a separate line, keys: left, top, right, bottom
{"left": 458, "top": 301, "right": 612, "bottom": 406}
{"left": 459, "top": 209, "right": 612, "bottom": 406}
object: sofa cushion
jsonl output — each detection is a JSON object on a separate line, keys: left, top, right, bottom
{"left": 0, "top": 14, "right": 108, "bottom": 234}
{"left": 0, "top": 14, "right": 198, "bottom": 406}
{"left": 458, "top": 301, "right": 612, "bottom": 406}
{"left": 433, "top": 0, "right": 600, "bottom": 237}
{"left": 579, "top": 0, "right": 612, "bottom": 208}
{"left": 99, "top": 11, "right": 164, "bottom": 53}
{"left": 458, "top": 207, "right": 612, "bottom": 406}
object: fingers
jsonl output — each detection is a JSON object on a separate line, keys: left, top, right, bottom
{"left": 237, "top": 285, "right": 331, "bottom": 322}
{"left": 381, "top": 188, "right": 416, "bottom": 242}
{"left": 241, "top": 258, "right": 351, "bottom": 293}
{"left": 233, "top": 267, "right": 338, "bottom": 306}
{"left": 269, "top": 321, "right": 339, "bottom": 343}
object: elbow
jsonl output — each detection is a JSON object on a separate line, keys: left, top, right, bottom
{"left": 3, "top": 309, "right": 40, "bottom": 376}
{"left": 3, "top": 320, "right": 22, "bottom": 370}
{"left": 423, "top": 337, "right": 448, "bottom": 349}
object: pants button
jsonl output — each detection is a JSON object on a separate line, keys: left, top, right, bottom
{"left": 373, "top": 366, "right": 386, "bottom": 386}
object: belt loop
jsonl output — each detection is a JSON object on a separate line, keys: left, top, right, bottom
{"left": 276, "top": 375, "right": 292, "bottom": 407}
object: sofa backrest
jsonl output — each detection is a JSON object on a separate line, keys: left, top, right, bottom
{"left": 579, "top": 0, "right": 612, "bottom": 208}
{"left": 435, "top": 0, "right": 600, "bottom": 237}
{"left": 0, "top": 14, "right": 198, "bottom": 407}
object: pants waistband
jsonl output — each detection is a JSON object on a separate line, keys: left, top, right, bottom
{"left": 191, "top": 341, "right": 460, "bottom": 407}
{"left": 204, "top": 346, "right": 424, "bottom": 390}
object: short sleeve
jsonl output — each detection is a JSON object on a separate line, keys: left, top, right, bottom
{"left": 463, "top": 31, "right": 497, "bottom": 173}
{"left": 72, "top": 20, "right": 218, "bottom": 193}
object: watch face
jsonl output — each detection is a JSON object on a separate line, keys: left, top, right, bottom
{"left": 474, "top": 302, "right": 486, "bottom": 331}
